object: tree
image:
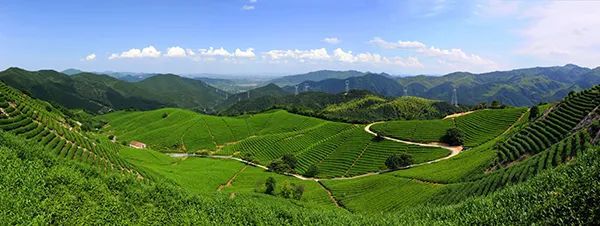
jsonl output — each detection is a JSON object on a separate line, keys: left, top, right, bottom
{"left": 162, "top": 113, "right": 169, "bottom": 119}
{"left": 293, "top": 184, "right": 304, "bottom": 200}
{"left": 529, "top": 105, "right": 540, "bottom": 121}
{"left": 303, "top": 165, "right": 319, "bottom": 177}
{"left": 385, "top": 153, "right": 413, "bottom": 170}
{"left": 491, "top": 100, "right": 501, "bottom": 109}
{"left": 268, "top": 159, "right": 293, "bottom": 173}
{"left": 265, "top": 177, "right": 276, "bottom": 195}
{"left": 441, "top": 128, "right": 465, "bottom": 146}
{"left": 282, "top": 154, "right": 298, "bottom": 169}
{"left": 108, "top": 135, "right": 115, "bottom": 141}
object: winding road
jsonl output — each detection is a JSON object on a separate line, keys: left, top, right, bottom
{"left": 169, "top": 122, "right": 463, "bottom": 181}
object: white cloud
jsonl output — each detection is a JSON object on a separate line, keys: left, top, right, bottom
{"left": 234, "top": 48, "right": 256, "bottom": 58}
{"left": 242, "top": 5, "right": 255, "bottom": 10}
{"left": 322, "top": 37, "right": 341, "bottom": 44}
{"left": 263, "top": 48, "right": 330, "bottom": 61}
{"left": 517, "top": 1, "right": 600, "bottom": 67}
{"left": 369, "top": 37, "right": 496, "bottom": 69}
{"left": 249, "top": 0, "right": 257, "bottom": 3}
{"left": 333, "top": 48, "right": 423, "bottom": 67}
{"left": 165, "top": 46, "right": 187, "bottom": 57}
{"left": 369, "top": 37, "right": 426, "bottom": 49}
{"left": 199, "top": 47, "right": 233, "bottom": 57}
{"left": 474, "top": 0, "right": 521, "bottom": 18}
{"left": 109, "top": 46, "right": 161, "bottom": 59}
{"left": 84, "top": 53, "right": 96, "bottom": 61}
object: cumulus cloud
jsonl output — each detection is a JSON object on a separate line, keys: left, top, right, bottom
{"left": 322, "top": 37, "right": 341, "bottom": 44}
{"left": 369, "top": 37, "right": 426, "bottom": 49}
{"left": 84, "top": 53, "right": 96, "bottom": 61}
{"left": 369, "top": 37, "right": 496, "bottom": 68}
{"left": 262, "top": 47, "right": 422, "bottom": 67}
{"left": 234, "top": 48, "right": 256, "bottom": 58}
{"left": 242, "top": 5, "right": 255, "bottom": 10}
{"left": 199, "top": 47, "right": 233, "bottom": 57}
{"left": 263, "top": 48, "right": 330, "bottom": 61}
{"left": 333, "top": 48, "right": 423, "bottom": 67}
{"left": 109, "top": 46, "right": 161, "bottom": 60}
{"left": 165, "top": 46, "right": 187, "bottom": 57}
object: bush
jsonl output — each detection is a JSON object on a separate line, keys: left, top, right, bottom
{"left": 268, "top": 159, "right": 293, "bottom": 173}
{"left": 385, "top": 153, "right": 413, "bottom": 170}
{"left": 282, "top": 154, "right": 297, "bottom": 169}
{"left": 108, "top": 135, "right": 115, "bottom": 141}
{"left": 162, "top": 112, "right": 168, "bottom": 119}
{"left": 280, "top": 182, "right": 304, "bottom": 200}
{"left": 441, "top": 128, "right": 465, "bottom": 146}
{"left": 265, "top": 177, "right": 276, "bottom": 195}
{"left": 529, "top": 105, "right": 539, "bottom": 121}
{"left": 303, "top": 165, "right": 319, "bottom": 177}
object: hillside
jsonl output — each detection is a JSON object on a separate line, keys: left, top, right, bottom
{"left": 222, "top": 90, "right": 463, "bottom": 123}
{"left": 0, "top": 68, "right": 225, "bottom": 113}
{"left": 0, "top": 81, "right": 598, "bottom": 224}
{"left": 269, "top": 70, "right": 365, "bottom": 86}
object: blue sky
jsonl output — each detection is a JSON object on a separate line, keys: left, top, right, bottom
{"left": 1, "top": 0, "right": 599, "bottom": 76}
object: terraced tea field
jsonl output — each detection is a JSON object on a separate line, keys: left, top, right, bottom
{"left": 371, "top": 108, "right": 527, "bottom": 147}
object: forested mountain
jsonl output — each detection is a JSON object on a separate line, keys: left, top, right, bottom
{"left": 282, "top": 73, "right": 403, "bottom": 97}
{"left": 280, "top": 64, "right": 600, "bottom": 106}
{"left": 269, "top": 70, "right": 365, "bottom": 86}
{"left": 0, "top": 68, "right": 225, "bottom": 113}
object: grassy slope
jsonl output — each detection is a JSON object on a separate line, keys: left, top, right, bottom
{"left": 371, "top": 108, "right": 526, "bottom": 147}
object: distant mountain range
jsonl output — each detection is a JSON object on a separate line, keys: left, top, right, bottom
{"left": 269, "top": 70, "right": 366, "bottom": 86}
{"left": 278, "top": 64, "right": 600, "bottom": 106}
{"left": 2, "top": 64, "right": 598, "bottom": 116}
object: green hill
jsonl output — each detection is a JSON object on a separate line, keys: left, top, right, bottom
{"left": 0, "top": 68, "right": 226, "bottom": 113}
{"left": 371, "top": 107, "right": 528, "bottom": 147}
{"left": 222, "top": 90, "right": 464, "bottom": 123}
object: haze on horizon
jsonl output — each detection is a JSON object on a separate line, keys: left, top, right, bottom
{"left": 1, "top": 0, "right": 599, "bottom": 76}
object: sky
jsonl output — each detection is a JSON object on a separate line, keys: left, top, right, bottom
{"left": 1, "top": 0, "right": 600, "bottom": 76}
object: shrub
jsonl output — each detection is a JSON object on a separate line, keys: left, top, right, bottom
{"left": 162, "top": 112, "right": 168, "bottom": 119}
{"left": 265, "top": 177, "right": 276, "bottom": 195}
{"left": 385, "top": 153, "right": 413, "bottom": 170}
{"left": 268, "top": 159, "right": 293, "bottom": 173}
{"left": 442, "top": 128, "right": 465, "bottom": 146}
{"left": 303, "top": 165, "right": 319, "bottom": 177}
{"left": 282, "top": 154, "right": 297, "bottom": 169}
{"left": 108, "top": 135, "right": 115, "bottom": 140}
{"left": 529, "top": 105, "right": 539, "bottom": 121}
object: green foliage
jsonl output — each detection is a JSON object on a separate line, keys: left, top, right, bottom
{"left": 162, "top": 112, "right": 168, "bottom": 118}
{"left": 282, "top": 154, "right": 298, "bottom": 169}
{"left": 441, "top": 128, "right": 465, "bottom": 146}
{"left": 385, "top": 153, "right": 413, "bottom": 169}
{"left": 529, "top": 105, "right": 539, "bottom": 121}
{"left": 303, "top": 165, "right": 319, "bottom": 177}
{"left": 265, "top": 177, "right": 276, "bottom": 195}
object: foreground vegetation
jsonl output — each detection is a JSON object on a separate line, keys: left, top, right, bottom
{"left": 1, "top": 129, "right": 598, "bottom": 224}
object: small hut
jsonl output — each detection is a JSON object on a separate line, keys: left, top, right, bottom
{"left": 129, "top": 141, "right": 147, "bottom": 149}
